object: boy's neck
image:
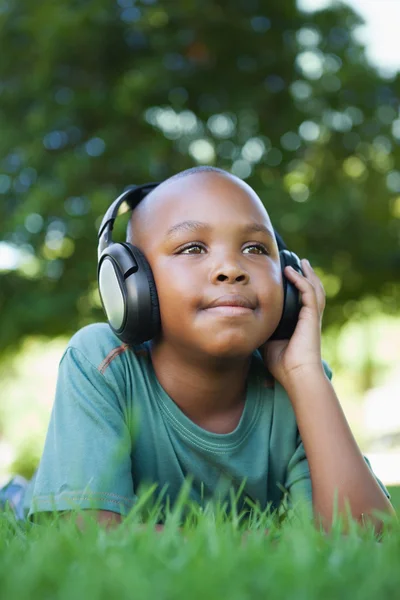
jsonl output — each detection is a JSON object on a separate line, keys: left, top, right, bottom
{"left": 149, "top": 340, "right": 252, "bottom": 434}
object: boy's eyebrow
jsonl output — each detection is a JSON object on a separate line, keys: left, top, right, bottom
{"left": 165, "top": 220, "right": 210, "bottom": 239}
{"left": 241, "top": 222, "right": 275, "bottom": 239}
{"left": 165, "top": 220, "right": 275, "bottom": 240}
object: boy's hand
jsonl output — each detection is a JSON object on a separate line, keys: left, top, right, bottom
{"left": 261, "top": 259, "right": 326, "bottom": 386}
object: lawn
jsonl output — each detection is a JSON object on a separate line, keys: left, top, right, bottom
{"left": 0, "top": 488, "right": 399, "bottom": 600}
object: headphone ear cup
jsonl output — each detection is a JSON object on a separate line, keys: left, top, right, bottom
{"left": 270, "top": 250, "right": 303, "bottom": 340}
{"left": 98, "top": 242, "right": 160, "bottom": 344}
{"left": 128, "top": 245, "right": 160, "bottom": 338}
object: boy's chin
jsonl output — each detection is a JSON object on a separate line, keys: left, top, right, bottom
{"left": 201, "top": 337, "right": 261, "bottom": 361}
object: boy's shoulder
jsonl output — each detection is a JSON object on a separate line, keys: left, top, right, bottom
{"left": 65, "top": 322, "right": 146, "bottom": 373}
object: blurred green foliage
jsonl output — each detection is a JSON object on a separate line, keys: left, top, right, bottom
{"left": 9, "top": 440, "right": 41, "bottom": 480}
{"left": 0, "top": 0, "right": 399, "bottom": 355}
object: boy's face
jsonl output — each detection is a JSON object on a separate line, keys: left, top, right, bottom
{"left": 131, "top": 172, "right": 284, "bottom": 360}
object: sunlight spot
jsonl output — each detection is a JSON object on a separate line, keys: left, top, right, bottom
{"left": 343, "top": 156, "right": 366, "bottom": 179}
{"left": 188, "top": 139, "right": 215, "bottom": 163}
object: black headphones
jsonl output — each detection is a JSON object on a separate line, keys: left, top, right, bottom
{"left": 97, "top": 182, "right": 303, "bottom": 345}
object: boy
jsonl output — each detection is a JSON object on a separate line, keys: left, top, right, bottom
{"left": 7, "top": 166, "right": 394, "bottom": 531}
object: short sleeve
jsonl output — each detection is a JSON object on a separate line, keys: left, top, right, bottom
{"left": 284, "top": 437, "right": 312, "bottom": 514}
{"left": 28, "top": 347, "right": 136, "bottom": 519}
{"left": 284, "top": 441, "right": 391, "bottom": 518}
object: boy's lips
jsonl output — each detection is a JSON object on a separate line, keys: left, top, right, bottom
{"left": 203, "top": 294, "right": 256, "bottom": 310}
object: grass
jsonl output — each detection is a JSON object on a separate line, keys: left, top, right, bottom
{"left": 0, "top": 487, "right": 399, "bottom": 600}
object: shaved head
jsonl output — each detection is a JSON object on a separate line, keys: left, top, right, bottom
{"left": 126, "top": 166, "right": 267, "bottom": 249}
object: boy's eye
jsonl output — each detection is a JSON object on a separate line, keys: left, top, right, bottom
{"left": 243, "top": 244, "right": 269, "bottom": 255}
{"left": 179, "top": 243, "right": 206, "bottom": 254}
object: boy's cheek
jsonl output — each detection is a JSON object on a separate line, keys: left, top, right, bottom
{"left": 155, "top": 286, "right": 199, "bottom": 328}
{"left": 154, "top": 268, "right": 201, "bottom": 307}
{"left": 258, "top": 274, "right": 284, "bottom": 306}
{"left": 257, "top": 286, "right": 284, "bottom": 329}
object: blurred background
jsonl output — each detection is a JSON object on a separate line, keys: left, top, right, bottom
{"left": 0, "top": 0, "right": 399, "bottom": 490}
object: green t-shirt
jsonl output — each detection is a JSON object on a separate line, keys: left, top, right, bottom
{"left": 26, "top": 323, "right": 389, "bottom": 520}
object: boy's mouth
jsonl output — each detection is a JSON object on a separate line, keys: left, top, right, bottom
{"left": 202, "top": 294, "right": 256, "bottom": 317}
{"left": 204, "top": 294, "right": 255, "bottom": 309}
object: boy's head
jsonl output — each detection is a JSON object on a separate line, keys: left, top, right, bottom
{"left": 127, "top": 167, "right": 284, "bottom": 361}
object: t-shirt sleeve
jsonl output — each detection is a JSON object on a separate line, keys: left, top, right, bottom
{"left": 28, "top": 346, "right": 136, "bottom": 519}
{"left": 283, "top": 360, "right": 391, "bottom": 514}
{"left": 284, "top": 442, "right": 391, "bottom": 512}
{"left": 284, "top": 436, "right": 312, "bottom": 513}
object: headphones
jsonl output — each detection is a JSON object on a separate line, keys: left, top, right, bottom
{"left": 97, "top": 182, "right": 303, "bottom": 345}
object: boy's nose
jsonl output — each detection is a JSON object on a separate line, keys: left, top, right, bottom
{"left": 210, "top": 262, "right": 250, "bottom": 284}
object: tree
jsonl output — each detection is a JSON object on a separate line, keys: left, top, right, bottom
{"left": 0, "top": 0, "right": 399, "bottom": 355}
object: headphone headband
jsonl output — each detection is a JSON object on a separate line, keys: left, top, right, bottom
{"left": 98, "top": 182, "right": 161, "bottom": 258}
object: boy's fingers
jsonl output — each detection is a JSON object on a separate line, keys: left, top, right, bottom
{"left": 285, "top": 264, "right": 324, "bottom": 314}
{"left": 300, "top": 259, "right": 326, "bottom": 312}
{"left": 285, "top": 265, "right": 318, "bottom": 302}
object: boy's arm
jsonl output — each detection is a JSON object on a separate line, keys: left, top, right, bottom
{"left": 62, "top": 509, "right": 123, "bottom": 530}
{"left": 284, "top": 365, "right": 395, "bottom": 531}
{"left": 263, "top": 259, "right": 395, "bottom": 533}
{"left": 67, "top": 511, "right": 170, "bottom": 533}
